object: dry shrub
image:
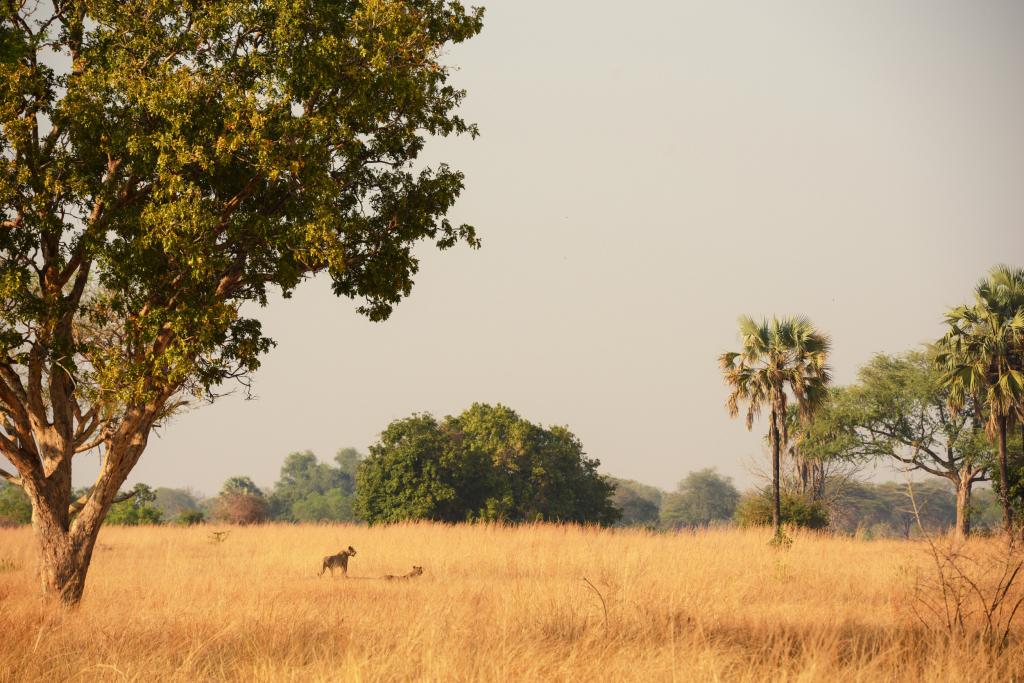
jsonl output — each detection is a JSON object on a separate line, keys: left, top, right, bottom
{"left": 212, "top": 493, "right": 269, "bottom": 525}
{"left": 909, "top": 536, "right": 1024, "bottom": 646}
{"left": 903, "top": 481, "right": 1024, "bottom": 646}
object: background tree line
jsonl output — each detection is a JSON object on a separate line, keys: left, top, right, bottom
{"left": 2, "top": 455, "right": 1003, "bottom": 537}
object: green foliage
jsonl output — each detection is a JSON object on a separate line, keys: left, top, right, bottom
{"left": 268, "top": 450, "right": 358, "bottom": 522}
{"left": 720, "top": 316, "right": 832, "bottom": 435}
{"left": 0, "top": 0, "right": 484, "bottom": 552}
{"left": 290, "top": 488, "right": 354, "bottom": 523}
{"left": 0, "top": 482, "right": 30, "bottom": 524}
{"left": 106, "top": 484, "right": 163, "bottom": 525}
{"left": 808, "top": 351, "right": 991, "bottom": 472}
{"left": 734, "top": 490, "right": 829, "bottom": 530}
{"left": 609, "top": 478, "right": 662, "bottom": 527}
{"left": 938, "top": 265, "right": 1024, "bottom": 432}
{"left": 175, "top": 510, "right": 206, "bottom": 526}
{"left": 660, "top": 469, "right": 740, "bottom": 528}
{"left": 355, "top": 404, "right": 620, "bottom": 525}
{"left": 334, "top": 448, "right": 362, "bottom": 481}
{"left": 220, "top": 476, "right": 264, "bottom": 498}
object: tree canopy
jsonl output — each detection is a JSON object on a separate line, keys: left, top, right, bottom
{"left": 802, "top": 350, "right": 991, "bottom": 536}
{"left": 355, "top": 404, "right": 620, "bottom": 525}
{"left": 660, "top": 468, "right": 739, "bottom": 529}
{"left": 269, "top": 449, "right": 361, "bottom": 522}
{"left": 608, "top": 478, "right": 662, "bottom": 527}
{"left": 0, "top": 0, "right": 483, "bottom": 604}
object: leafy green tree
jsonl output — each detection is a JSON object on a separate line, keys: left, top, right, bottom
{"left": 734, "top": 490, "right": 829, "bottom": 530}
{"left": 291, "top": 488, "right": 354, "bottom": 523}
{"left": 269, "top": 450, "right": 356, "bottom": 522}
{"left": 608, "top": 478, "right": 662, "bottom": 527}
{"left": 105, "top": 484, "right": 162, "bottom": 525}
{"left": 355, "top": 413, "right": 493, "bottom": 524}
{"left": 175, "top": 510, "right": 206, "bottom": 526}
{"left": 720, "top": 316, "right": 832, "bottom": 540}
{"left": 356, "top": 405, "right": 620, "bottom": 525}
{"left": 220, "top": 477, "right": 264, "bottom": 498}
{"left": 805, "top": 350, "right": 991, "bottom": 537}
{"left": 0, "top": 481, "right": 31, "bottom": 524}
{"left": 334, "top": 448, "right": 364, "bottom": 487}
{"left": 938, "top": 265, "right": 1024, "bottom": 533}
{"left": 660, "top": 469, "right": 739, "bottom": 528}
{"left": 0, "top": 0, "right": 483, "bottom": 605}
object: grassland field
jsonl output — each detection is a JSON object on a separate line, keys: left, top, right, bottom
{"left": 1, "top": 523, "right": 1022, "bottom": 682}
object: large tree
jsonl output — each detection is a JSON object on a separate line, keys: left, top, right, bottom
{"left": 720, "top": 316, "right": 831, "bottom": 540}
{"left": 805, "top": 351, "right": 990, "bottom": 538}
{"left": 268, "top": 449, "right": 358, "bottom": 522}
{"left": 0, "top": 0, "right": 483, "bottom": 604}
{"left": 659, "top": 468, "right": 739, "bottom": 529}
{"left": 355, "top": 404, "right": 620, "bottom": 525}
{"left": 938, "top": 265, "right": 1024, "bottom": 533}
{"left": 608, "top": 477, "right": 662, "bottom": 527}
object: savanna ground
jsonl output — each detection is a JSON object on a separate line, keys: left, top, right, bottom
{"left": 0, "top": 524, "right": 1022, "bottom": 682}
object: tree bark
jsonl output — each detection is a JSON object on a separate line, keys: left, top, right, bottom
{"left": 20, "top": 424, "right": 154, "bottom": 606}
{"left": 797, "top": 458, "right": 809, "bottom": 497}
{"left": 770, "top": 408, "right": 782, "bottom": 539}
{"left": 25, "top": 478, "right": 101, "bottom": 606}
{"left": 34, "top": 520, "right": 99, "bottom": 607}
{"left": 954, "top": 475, "right": 972, "bottom": 540}
{"left": 998, "top": 414, "right": 1012, "bottom": 534}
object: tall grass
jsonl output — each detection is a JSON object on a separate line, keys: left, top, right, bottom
{"left": 0, "top": 523, "right": 1020, "bottom": 681}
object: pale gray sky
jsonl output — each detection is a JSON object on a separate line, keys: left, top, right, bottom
{"left": 69, "top": 0, "right": 1024, "bottom": 495}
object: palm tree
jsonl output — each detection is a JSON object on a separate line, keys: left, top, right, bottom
{"left": 720, "top": 316, "right": 832, "bottom": 539}
{"left": 938, "top": 265, "right": 1024, "bottom": 533}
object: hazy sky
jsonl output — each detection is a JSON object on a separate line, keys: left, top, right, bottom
{"left": 63, "top": 0, "right": 1024, "bottom": 495}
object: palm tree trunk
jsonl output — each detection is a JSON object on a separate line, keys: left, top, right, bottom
{"left": 770, "top": 408, "right": 781, "bottom": 538}
{"left": 998, "top": 414, "right": 1012, "bottom": 534}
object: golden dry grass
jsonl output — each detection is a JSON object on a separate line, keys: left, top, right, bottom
{"left": 0, "top": 523, "right": 1021, "bottom": 682}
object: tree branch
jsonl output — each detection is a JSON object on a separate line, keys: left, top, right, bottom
{"left": 0, "top": 466, "right": 21, "bottom": 487}
{"left": 68, "top": 485, "right": 139, "bottom": 516}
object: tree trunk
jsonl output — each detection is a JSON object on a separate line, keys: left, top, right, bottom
{"left": 770, "top": 409, "right": 782, "bottom": 539}
{"left": 998, "top": 414, "right": 1012, "bottom": 534}
{"left": 34, "top": 522, "right": 99, "bottom": 606}
{"left": 22, "top": 431, "right": 151, "bottom": 606}
{"left": 954, "top": 475, "right": 972, "bottom": 540}
{"left": 797, "top": 458, "right": 809, "bottom": 497}
{"left": 26, "top": 483, "right": 101, "bottom": 606}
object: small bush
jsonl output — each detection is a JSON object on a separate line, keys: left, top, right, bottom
{"left": 176, "top": 510, "right": 206, "bottom": 526}
{"left": 0, "top": 484, "right": 31, "bottom": 525}
{"left": 734, "top": 490, "right": 829, "bottom": 530}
